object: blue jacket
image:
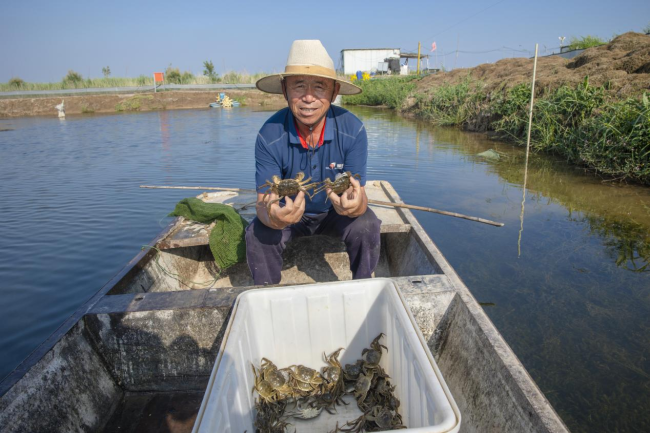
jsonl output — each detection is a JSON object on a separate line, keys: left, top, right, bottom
{"left": 255, "top": 105, "right": 368, "bottom": 214}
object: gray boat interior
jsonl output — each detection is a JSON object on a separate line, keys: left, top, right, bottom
{"left": 0, "top": 182, "right": 568, "bottom": 433}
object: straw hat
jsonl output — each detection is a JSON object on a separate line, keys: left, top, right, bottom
{"left": 256, "top": 40, "right": 362, "bottom": 96}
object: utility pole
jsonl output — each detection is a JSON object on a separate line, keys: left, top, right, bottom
{"left": 417, "top": 42, "right": 421, "bottom": 75}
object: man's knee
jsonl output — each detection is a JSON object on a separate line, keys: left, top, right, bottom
{"left": 342, "top": 209, "right": 381, "bottom": 242}
{"left": 245, "top": 217, "right": 283, "bottom": 247}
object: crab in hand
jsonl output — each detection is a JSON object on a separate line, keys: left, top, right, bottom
{"left": 313, "top": 171, "right": 361, "bottom": 202}
{"left": 258, "top": 172, "right": 318, "bottom": 209}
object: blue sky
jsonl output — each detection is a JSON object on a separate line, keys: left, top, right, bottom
{"left": 2, "top": 0, "right": 649, "bottom": 82}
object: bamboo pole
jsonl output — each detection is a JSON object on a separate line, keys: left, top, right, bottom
{"left": 368, "top": 199, "right": 503, "bottom": 227}
{"left": 140, "top": 185, "right": 504, "bottom": 227}
{"left": 518, "top": 44, "right": 539, "bottom": 256}
{"left": 140, "top": 185, "right": 257, "bottom": 193}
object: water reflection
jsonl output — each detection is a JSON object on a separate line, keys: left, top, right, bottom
{"left": 377, "top": 110, "right": 650, "bottom": 272}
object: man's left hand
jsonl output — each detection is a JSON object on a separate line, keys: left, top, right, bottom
{"left": 326, "top": 176, "right": 368, "bottom": 218}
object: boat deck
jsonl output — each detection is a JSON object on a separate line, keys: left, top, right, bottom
{"left": 112, "top": 181, "right": 429, "bottom": 293}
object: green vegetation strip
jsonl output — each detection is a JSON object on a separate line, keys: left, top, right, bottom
{"left": 2, "top": 69, "right": 270, "bottom": 92}
{"left": 343, "top": 76, "right": 650, "bottom": 184}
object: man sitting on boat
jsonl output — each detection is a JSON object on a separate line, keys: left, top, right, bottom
{"left": 245, "top": 40, "right": 381, "bottom": 285}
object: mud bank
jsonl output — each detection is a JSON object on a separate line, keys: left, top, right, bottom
{"left": 0, "top": 90, "right": 286, "bottom": 118}
{"left": 409, "top": 31, "right": 650, "bottom": 114}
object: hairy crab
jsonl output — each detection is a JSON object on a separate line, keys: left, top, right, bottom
{"left": 258, "top": 172, "right": 317, "bottom": 209}
{"left": 286, "top": 398, "right": 323, "bottom": 420}
{"left": 289, "top": 364, "right": 323, "bottom": 396}
{"left": 313, "top": 171, "right": 361, "bottom": 201}
{"left": 251, "top": 364, "right": 280, "bottom": 403}
{"left": 258, "top": 358, "right": 296, "bottom": 400}
{"left": 254, "top": 399, "right": 291, "bottom": 433}
{"left": 362, "top": 333, "right": 388, "bottom": 373}
{"left": 365, "top": 405, "right": 406, "bottom": 430}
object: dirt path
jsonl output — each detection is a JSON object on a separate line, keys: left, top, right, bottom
{"left": 0, "top": 90, "right": 286, "bottom": 118}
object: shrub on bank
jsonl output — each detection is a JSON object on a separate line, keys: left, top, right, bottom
{"left": 492, "top": 78, "right": 650, "bottom": 183}
{"left": 165, "top": 66, "right": 182, "bottom": 84}
{"left": 62, "top": 70, "right": 83, "bottom": 86}
{"left": 568, "top": 35, "right": 607, "bottom": 50}
{"left": 9, "top": 77, "right": 24, "bottom": 88}
{"left": 342, "top": 76, "right": 417, "bottom": 109}
{"left": 578, "top": 95, "right": 650, "bottom": 182}
{"left": 416, "top": 76, "right": 486, "bottom": 125}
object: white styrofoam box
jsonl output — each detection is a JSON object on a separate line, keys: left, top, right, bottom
{"left": 193, "top": 278, "right": 461, "bottom": 433}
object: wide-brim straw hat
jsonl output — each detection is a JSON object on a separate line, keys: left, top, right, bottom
{"left": 256, "top": 40, "right": 362, "bottom": 96}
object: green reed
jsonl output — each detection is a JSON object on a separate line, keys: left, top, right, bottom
{"left": 376, "top": 74, "right": 650, "bottom": 184}
{"left": 342, "top": 76, "right": 417, "bottom": 109}
{"left": 415, "top": 76, "right": 486, "bottom": 126}
{"left": 493, "top": 78, "right": 649, "bottom": 183}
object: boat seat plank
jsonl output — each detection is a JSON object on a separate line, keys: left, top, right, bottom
{"left": 158, "top": 181, "right": 408, "bottom": 250}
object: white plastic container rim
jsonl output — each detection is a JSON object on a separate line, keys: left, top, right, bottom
{"left": 193, "top": 278, "right": 461, "bottom": 433}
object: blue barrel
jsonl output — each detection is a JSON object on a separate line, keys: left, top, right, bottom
{"left": 356, "top": 71, "right": 363, "bottom": 81}
{"left": 220, "top": 92, "right": 226, "bottom": 100}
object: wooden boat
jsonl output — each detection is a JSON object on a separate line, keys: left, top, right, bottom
{"left": 0, "top": 181, "right": 569, "bottom": 432}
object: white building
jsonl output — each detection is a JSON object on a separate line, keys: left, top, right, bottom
{"left": 340, "top": 48, "right": 401, "bottom": 75}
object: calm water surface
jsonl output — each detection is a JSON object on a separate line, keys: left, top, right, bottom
{"left": 0, "top": 107, "right": 649, "bottom": 432}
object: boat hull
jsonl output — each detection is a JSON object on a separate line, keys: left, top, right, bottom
{"left": 0, "top": 182, "right": 569, "bottom": 433}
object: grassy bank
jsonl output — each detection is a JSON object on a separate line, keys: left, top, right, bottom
{"left": 343, "top": 75, "right": 650, "bottom": 184}
{"left": 1, "top": 72, "right": 269, "bottom": 92}
{"left": 343, "top": 76, "right": 418, "bottom": 109}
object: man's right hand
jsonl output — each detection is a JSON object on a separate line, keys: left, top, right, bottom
{"left": 256, "top": 191, "right": 306, "bottom": 230}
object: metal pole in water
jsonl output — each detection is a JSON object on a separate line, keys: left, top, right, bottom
{"left": 518, "top": 44, "right": 539, "bottom": 256}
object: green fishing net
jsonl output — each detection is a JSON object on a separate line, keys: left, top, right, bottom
{"left": 168, "top": 198, "right": 248, "bottom": 270}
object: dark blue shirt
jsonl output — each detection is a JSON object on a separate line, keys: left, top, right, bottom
{"left": 255, "top": 106, "right": 368, "bottom": 214}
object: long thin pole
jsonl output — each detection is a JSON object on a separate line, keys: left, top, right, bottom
{"left": 140, "top": 185, "right": 504, "bottom": 227}
{"left": 417, "top": 42, "right": 421, "bottom": 75}
{"left": 140, "top": 185, "right": 257, "bottom": 193}
{"left": 368, "top": 199, "right": 503, "bottom": 227}
{"left": 518, "top": 44, "right": 539, "bottom": 256}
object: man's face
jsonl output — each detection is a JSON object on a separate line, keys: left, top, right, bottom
{"left": 283, "top": 75, "right": 340, "bottom": 127}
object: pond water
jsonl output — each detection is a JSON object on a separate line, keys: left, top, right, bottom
{"left": 0, "top": 106, "right": 648, "bottom": 432}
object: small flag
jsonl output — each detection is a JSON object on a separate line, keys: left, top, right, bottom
{"left": 431, "top": 42, "right": 437, "bottom": 52}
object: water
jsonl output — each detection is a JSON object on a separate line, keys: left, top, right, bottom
{"left": 1, "top": 107, "right": 649, "bottom": 432}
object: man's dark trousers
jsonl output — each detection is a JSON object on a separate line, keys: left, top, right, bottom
{"left": 245, "top": 208, "right": 381, "bottom": 285}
